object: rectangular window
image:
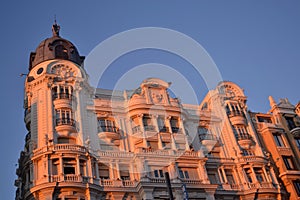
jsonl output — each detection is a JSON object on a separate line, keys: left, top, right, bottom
{"left": 257, "top": 116, "right": 272, "bottom": 123}
{"left": 178, "top": 168, "right": 189, "bottom": 179}
{"left": 245, "top": 168, "right": 253, "bottom": 183}
{"left": 225, "top": 169, "right": 235, "bottom": 184}
{"left": 242, "top": 149, "right": 254, "bottom": 156}
{"left": 283, "top": 156, "right": 296, "bottom": 170}
{"left": 153, "top": 169, "right": 164, "bottom": 178}
{"left": 254, "top": 168, "right": 265, "bottom": 183}
{"left": 273, "top": 134, "right": 285, "bottom": 147}
{"left": 293, "top": 180, "right": 300, "bottom": 196}
{"left": 208, "top": 173, "right": 218, "bottom": 184}
{"left": 170, "top": 117, "right": 179, "bottom": 133}
{"left": 285, "top": 116, "right": 296, "bottom": 130}
{"left": 99, "top": 163, "right": 110, "bottom": 179}
{"left": 295, "top": 138, "right": 300, "bottom": 149}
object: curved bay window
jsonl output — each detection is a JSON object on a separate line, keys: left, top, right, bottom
{"left": 233, "top": 125, "right": 251, "bottom": 140}
{"left": 56, "top": 109, "right": 75, "bottom": 127}
{"left": 97, "top": 118, "right": 118, "bottom": 133}
{"left": 52, "top": 85, "right": 73, "bottom": 100}
{"left": 226, "top": 102, "right": 243, "bottom": 116}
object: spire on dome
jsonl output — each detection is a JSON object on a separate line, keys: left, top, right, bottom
{"left": 52, "top": 16, "right": 60, "bottom": 37}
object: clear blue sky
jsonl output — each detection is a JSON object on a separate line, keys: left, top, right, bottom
{"left": 1, "top": 1, "right": 299, "bottom": 199}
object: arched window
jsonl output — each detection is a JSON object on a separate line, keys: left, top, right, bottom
{"left": 55, "top": 45, "right": 68, "bottom": 59}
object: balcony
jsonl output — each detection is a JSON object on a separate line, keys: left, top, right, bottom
{"left": 53, "top": 93, "right": 73, "bottom": 109}
{"left": 239, "top": 155, "right": 266, "bottom": 164}
{"left": 199, "top": 134, "right": 218, "bottom": 153}
{"left": 98, "top": 126, "right": 120, "bottom": 141}
{"left": 236, "top": 133, "right": 252, "bottom": 149}
{"left": 50, "top": 174, "right": 82, "bottom": 182}
{"left": 100, "top": 179, "right": 137, "bottom": 187}
{"left": 227, "top": 110, "right": 246, "bottom": 125}
{"left": 33, "top": 144, "right": 87, "bottom": 157}
{"left": 53, "top": 93, "right": 73, "bottom": 100}
{"left": 55, "top": 118, "right": 76, "bottom": 134}
{"left": 132, "top": 125, "right": 141, "bottom": 134}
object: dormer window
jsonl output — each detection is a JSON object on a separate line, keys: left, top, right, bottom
{"left": 55, "top": 45, "right": 68, "bottom": 60}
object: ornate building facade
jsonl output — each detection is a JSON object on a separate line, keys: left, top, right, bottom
{"left": 15, "top": 23, "right": 300, "bottom": 200}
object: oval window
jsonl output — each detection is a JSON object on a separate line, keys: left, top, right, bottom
{"left": 37, "top": 67, "right": 44, "bottom": 75}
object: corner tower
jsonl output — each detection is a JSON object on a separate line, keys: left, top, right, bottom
{"left": 15, "top": 22, "right": 102, "bottom": 200}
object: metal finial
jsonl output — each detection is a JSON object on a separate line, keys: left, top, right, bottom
{"left": 52, "top": 15, "right": 60, "bottom": 37}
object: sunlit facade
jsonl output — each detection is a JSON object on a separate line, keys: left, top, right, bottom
{"left": 15, "top": 23, "right": 299, "bottom": 200}
{"left": 250, "top": 97, "right": 300, "bottom": 200}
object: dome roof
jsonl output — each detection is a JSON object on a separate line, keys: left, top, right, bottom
{"left": 29, "top": 22, "right": 84, "bottom": 70}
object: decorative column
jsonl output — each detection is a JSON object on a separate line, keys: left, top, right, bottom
{"left": 157, "top": 134, "right": 163, "bottom": 149}
{"left": 221, "top": 167, "right": 228, "bottom": 183}
{"left": 250, "top": 166, "right": 258, "bottom": 183}
{"left": 95, "top": 161, "right": 99, "bottom": 179}
{"left": 232, "top": 166, "right": 242, "bottom": 189}
{"left": 129, "top": 163, "right": 135, "bottom": 180}
{"left": 262, "top": 166, "right": 270, "bottom": 182}
{"left": 165, "top": 116, "right": 172, "bottom": 133}
{"left": 138, "top": 114, "right": 147, "bottom": 148}
{"left": 169, "top": 162, "right": 178, "bottom": 179}
{"left": 198, "top": 160, "right": 209, "bottom": 184}
{"left": 179, "top": 117, "right": 190, "bottom": 151}
{"left": 109, "top": 163, "right": 115, "bottom": 180}
{"left": 217, "top": 168, "right": 224, "bottom": 183}
{"left": 152, "top": 115, "right": 159, "bottom": 132}
{"left": 115, "top": 161, "right": 121, "bottom": 179}
{"left": 76, "top": 155, "right": 80, "bottom": 175}
{"left": 86, "top": 156, "right": 92, "bottom": 182}
{"left": 171, "top": 134, "right": 177, "bottom": 150}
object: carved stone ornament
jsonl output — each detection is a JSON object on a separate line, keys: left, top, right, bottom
{"left": 152, "top": 92, "right": 163, "bottom": 103}
{"left": 51, "top": 64, "right": 76, "bottom": 78}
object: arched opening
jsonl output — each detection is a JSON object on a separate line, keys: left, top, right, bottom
{"left": 55, "top": 45, "right": 68, "bottom": 60}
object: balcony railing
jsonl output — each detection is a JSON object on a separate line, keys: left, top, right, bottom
{"left": 227, "top": 110, "right": 244, "bottom": 117}
{"left": 132, "top": 125, "right": 141, "bottom": 134}
{"left": 56, "top": 118, "right": 76, "bottom": 127}
{"left": 33, "top": 144, "right": 87, "bottom": 157}
{"left": 53, "top": 93, "right": 73, "bottom": 100}
{"left": 144, "top": 125, "right": 155, "bottom": 131}
{"left": 98, "top": 125, "right": 119, "bottom": 133}
{"left": 235, "top": 133, "right": 251, "bottom": 140}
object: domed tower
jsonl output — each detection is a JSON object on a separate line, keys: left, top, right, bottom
{"left": 15, "top": 22, "right": 102, "bottom": 200}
